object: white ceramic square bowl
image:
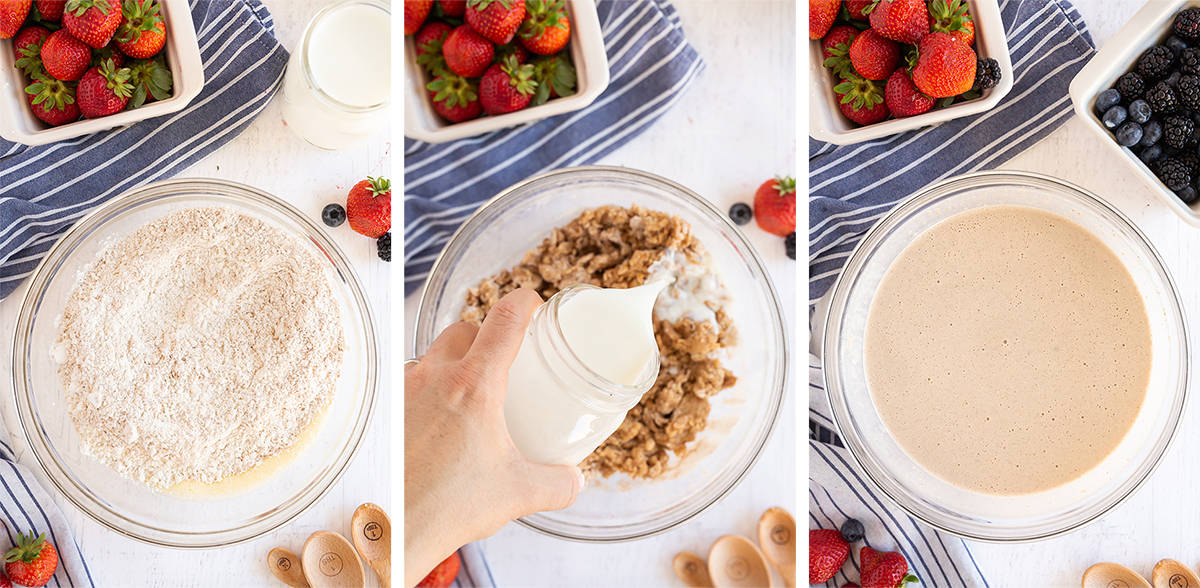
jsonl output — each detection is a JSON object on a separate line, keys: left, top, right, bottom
{"left": 809, "top": 0, "right": 1013, "bottom": 145}
{"left": 1069, "top": 0, "right": 1200, "bottom": 226}
{"left": 403, "top": 0, "right": 609, "bottom": 144}
{"left": 0, "top": 0, "right": 204, "bottom": 147}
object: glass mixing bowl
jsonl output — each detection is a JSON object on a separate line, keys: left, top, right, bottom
{"left": 415, "top": 166, "right": 788, "bottom": 542}
{"left": 822, "top": 170, "right": 1188, "bottom": 542}
{"left": 12, "top": 179, "right": 379, "bottom": 548}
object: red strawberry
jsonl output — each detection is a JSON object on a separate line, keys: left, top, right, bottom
{"left": 845, "top": 0, "right": 873, "bottom": 20}
{"left": 438, "top": 0, "right": 466, "bottom": 18}
{"left": 442, "top": 24, "right": 493, "bottom": 78}
{"left": 809, "top": 529, "right": 850, "bottom": 584}
{"left": 417, "top": 552, "right": 461, "bottom": 588}
{"left": 753, "top": 176, "right": 796, "bottom": 236}
{"left": 0, "top": 0, "right": 31, "bottom": 39}
{"left": 40, "top": 29, "right": 91, "bottom": 81}
{"left": 76, "top": 58, "right": 133, "bottom": 117}
{"left": 115, "top": 0, "right": 166, "bottom": 59}
{"left": 63, "top": 0, "right": 122, "bottom": 48}
{"left": 809, "top": 0, "right": 838, "bottom": 39}
{"left": 346, "top": 177, "right": 391, "bottom": 238}
{"left": 869, "top": 0, "right": 928, "bottom": 44}
{"left": 126, "top": 56, "right": 171, "bottom": 107}
{"left": 929, "top": 0, "right": 974, "bottom": 45}
{"left": 495, "top": 41, "right": 530, "bottom": 64}
{"left": 0, "top": 570, "right": 11, "bottom": 588}
{"left": 860, "top": 546, "right": 918, "bottom": 588}
{"left": 912, "top": 32, "right": 976, "bottom": 97}
{"left": 835, "top": 75, "right": 889, "bottom": 125}
{"left": 4, "top": 531, "right": 58, "bottom": 588}
{"left": 466, "top": 0, "right": 524, "bottom": 45}
{"left": 427, "top": 73, "right": 482, "bottom": 122}
{"left": 13, "top": 26, "right": 50, "bottom": 77}
{"left": 404, "top": 0, "right": 433, "bottom": 35}
{"left": 25, "top": 72, "right": 80, "bottom": 126}
{"left": 36, "top": 0, "right": 65, "bottom": 21}
{"left": 849, "top": 29, "right": 899, "bottom": 81}
{"left": 821, "top": 24, "right": 858, "bottom": 79}
{"left": 519, "top": 0, "right": 569, "bottom": 56}
{"left": 90, "top": 44, "right": 124, "bottom": 67}
{"left": 415, "top": 21, "right": 453, "bottom": 75}
{"left": 479, "top": 54, "right": 537, "bottom": 114}
{"left": 885, "top": 69, "right": 933, "bottom": 117}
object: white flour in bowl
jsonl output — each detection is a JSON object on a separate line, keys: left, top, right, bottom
{"left": 53, "top": 207, "right": 344, "bottom": 491}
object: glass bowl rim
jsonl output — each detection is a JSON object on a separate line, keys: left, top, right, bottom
{"left": 820, "top": 169, "right": 1190, "bottom": 543}
{"left": 413, "top": 164, "right": 790, "bottom": 542}
{"left": 11, "top": 177, "right": 380, "bottom": 549}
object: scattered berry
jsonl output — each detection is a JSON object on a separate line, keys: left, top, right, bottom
{"left": 1164, "top": 114, "right": 1194, "bottom": 149}
{"left": 4, "top": 531, "right": 57, "bottom": 588}
{"left": 1101, "top": 105, "right": 1127, "bottom": 129}
{"left": 1095, "top": 88, "right": 1121, "bottom": 113}
{"left": 1176, "top": 8, "right": 1200, "bottom": 42}
{"left": 321, "top": 203, "right": 346, "bottom": 227}
{"left": 840, "top": 518, "right": 865, "bottom": 543}
{"left": 753, "top": 176, "right": 797, "bottom": 236}
{"left": 1115, "top": 72, "right": 1146, "bottom": 102}
{"left": 860, "top": 546, "right": 918, "bottom": 588}
{"left": 1128, "top": 99, "right": 1152, "bottom": 124}
{"left": 785, "top": 232, "right": 795, "bottom": 259}
{"left": 809, "top": 529, "right": 850, "bottom": 584}
{"left": 1115, "top": 122, "right": 1143, "bottom": 147}
{"left": 417, "top": 552, "right": 460, "bottom": 588}
{"left": 377, "top": 232, "right": 391, "bottom": 262}
{"left": 346, "top": 177, "right": 392, "bottom": 238}
{"left": 1137, "top": 45, "right": 1176, "bottom": 80}
{"left": 972, "top": 57, "right": 1001, "bottom": 91}
{"left": 728, "top": 202, "right": 752, "bottom": 225}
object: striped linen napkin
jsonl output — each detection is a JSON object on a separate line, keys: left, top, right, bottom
{"left": 452, "top": 543, "right": 495, "bottom": 588}
{"left": 808, "top": 0, "right": 1097, "bottom": 302}
{"left": 0, "top": 0, "right": 289, "bottom": 300}
{"left": 403, "top": 0, "right": 704, "bottom": 295}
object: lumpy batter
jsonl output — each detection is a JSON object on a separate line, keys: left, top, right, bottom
{"left": 864, "top": 206, "right": 1151, "bottom": 495}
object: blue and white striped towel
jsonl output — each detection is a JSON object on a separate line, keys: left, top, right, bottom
{"left": 452, "top": 543, "right": 495, "bottom": 588}
{"left": 403, "top": 0, "right": 703, "bottom": 295}
{"left": 0, "top": 0, "right": 288, "bottom": 300}
{"left": 808, "top": 0, "right": 1096, "bottom": 303}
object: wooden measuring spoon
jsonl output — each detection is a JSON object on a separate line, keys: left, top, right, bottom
{"left": 351, "top": 503, "right": 391, "bottom": 588}
{"left": 673, "top": 551, "right": 714, "bottom": 588}
{"left": 1153, "top": 559, "right": 1200, "bottom": 588}
{"left": 268, "top": 547, "right": 310, "bottom": 588}
{"left": 708, "top": 534, "right": 774, "bottom": 588}
{"left": 1082, "top": 562, "right": 1151, "bottom": 588}
{"left": 302, "top": 531, "right": 365, "bottom": 588}
{"left": 757, "top": 507, "right": 796, "bottom": 587}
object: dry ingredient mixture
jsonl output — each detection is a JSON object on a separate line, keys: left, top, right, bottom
{"left": 462, "top": 205, "right": 737, "bottom": 479}
{"left": 55, "top": 207, "right": 344, "bottom": 490}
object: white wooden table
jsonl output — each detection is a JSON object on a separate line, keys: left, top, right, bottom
{"left": 0, "top": 1, "right": 391, "bottom": 585}
{"left": 403, "top": 2, "right": 797, "bottom": 586}
{"left": 963, "top": 1, "right": 1200, "bottom": 585}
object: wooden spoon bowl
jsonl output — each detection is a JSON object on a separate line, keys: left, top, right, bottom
{"left": 1083, "top": 562, "right": 1152, "bottom": 588}
{"left": 708, "top": 534, "right": 774, "bottom": 588}
{"left": 1153, "top": 559, "right": 1200, "bottom": 588}
{"left": 757, "top": 507, "right": 796, "bottom": 587}
{"left": 302, "top": 531, "right": 366, "bottom": 588}
{"left": 351, "top": 503, "right": 391, "bottom": 588}
{"left": 674, "top": 551, "right": 714, "bottom": 588}
{"left": 268, "top": 547, "right": 310, "bottom": 588}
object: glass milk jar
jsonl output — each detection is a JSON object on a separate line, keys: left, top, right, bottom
{"left": 280, "top": 0, "right": 390, "bottom": 150}
{"left": 504, "top": 283, "right": 666, "bottom": 466}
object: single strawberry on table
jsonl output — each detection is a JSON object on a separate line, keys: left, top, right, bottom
{"left": 346, "top": 176, "right": 391, "bottom": 239}
{"left": 860, "top": 546, "right": 919, "bottom": 588}
{"left": 76, "top": 58, "right": 133, "bottom": 118}
{"left": 835, "top": 74, "right": 890, "bottom": 125}
{"left": 36, "top": 0, "right": 65, "bottom": 22}
{"left": 40, "top": 29, "right": 91, "bottom": 81}
{"left": 404, "top": 0, "right": 433, "bottom": 35}
{"left": 912, "top": 32, "right": 976, "bottom": 98}
{"left": 810, "top": 529, "right": 850, "bottom": 584}
{"left": 116, "top": 0, "right": 167, "bottom": 59}
{"left": 870, "top": 0, "right": 929, "bottom": 44}
{"left": 849, "top": 29, "right": 899, "bottom": 81}
{"left": 4, "top": 531, "right": 58, "bottom": 588}
{"left": 427, "top": 73, "right": 482, "bottom": 122}
{"left": 519, "top": 0, "right": 569, "bottom": 56}
{"left": 63, "top": 0, "right": 122, "bottom": 48}
{"left": 442, "top": 24, "right": 493, "bottom": 78}
{"left": 885, "top": 68, "right": 934, "bottom": 117}
{"left": 753, "top": 176, "right": 796, "bottom": 237}
{"left": 479, "top": 54, "right": 537, "bottom": 115}
{"left": 25, "top": 71, "right": 80, "bottom": 126}
{"left": 13, "top": 26, "right": 50, "bottom": 77}
{"left": 417, "top": 552, "right": 461, "bottom": 588}
{"left": 0, "top": 0, "right": 31, "bottom": 39}
{"left": 126, "top": 56, "right": 171, "bottom": 107}
{"left": 809, "top": 0, "right": 839, "bottom": 39}
{"left": 466, "top": 0, "right": 524, "bottom": 45}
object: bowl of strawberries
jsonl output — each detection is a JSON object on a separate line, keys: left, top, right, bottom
{"left": 809, "top": 0, "right": 1013, "bottom": 145}
{"left": 0, "top": 0, "right": 203, "bottom": 146}
{"left": 403, "top": 0, "right": 610, "bottom": 143}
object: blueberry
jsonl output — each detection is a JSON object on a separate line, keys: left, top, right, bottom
{"left": 1129, "top": 99, "right": 1152, "bottom": 123}
{"left": 1167, "top": 71, "right": 1183, "bottom": 88}
{"left": 321, "top": 203, "right": 346, "bottom": 227}
{"left": 840, "top": 518, "right": 865, "bottom": 543}
{"left": 1168, "top": 34, "right": 1191, "bottom": 56}
{"left": 1102, "top": 105, "right": 1127, "bottom": 129}
{"left": 1178, "top": 185, "right": 1199, "bottom": 204}
{"left": 728, "top": 202, "right": 753, "bottom": 225}
{"left": 1115, "top": 122, "right": 1144, "bottom": 146}
{"left": 1096, "top": 88, "right": 1121, "bottom": 113}
{"left": 785, "top": 232, "right": 796, "bottom": 260}
{"left": 1140, "top": 144, "right": 1164, "bottom": 164}
{"left": 1141, "top": 120, "right": 1163, "bottom": 147}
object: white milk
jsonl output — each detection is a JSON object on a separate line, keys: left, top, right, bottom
{"left": 280, "top": 0, "right": 390, "bottom": 149}
{"left": 504, "top": 282, "right": 668, "bottom": 466}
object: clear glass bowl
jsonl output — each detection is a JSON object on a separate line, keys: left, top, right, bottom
{"left": 822, "top": 171, "right": 1188, "bottom": 542}
{"left": 11, "top": 179, "right": 379, "bottom": 548}
{"left": 414, "top": 166, "right": 789, "bottom": 542}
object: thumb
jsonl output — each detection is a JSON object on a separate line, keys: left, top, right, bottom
{"left": 513, "top": 462, "right": 584, "bottom": 515}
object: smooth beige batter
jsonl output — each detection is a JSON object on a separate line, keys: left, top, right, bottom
{"left": 864, "top": 206, "right": 1151, "bottom": 495}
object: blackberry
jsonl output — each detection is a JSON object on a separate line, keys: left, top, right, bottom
{"left": 1179, "top": 74, "right": 1200, "bottom": 110}
{"left": 1142, "top": 120, "right": 1163, "bottom": 147}
{"left": 1178, "top": 185, "right": 1199, "bottom": 204}
{"left": 1116, "top": 122, "right": 1143, "bottom": 147}
{"left": 784, "top": 232, "right": 796, "bottom": 260}
{"left": 972, "top": 58, "right": 1002, "bottom": 91}
{"left": 1137, "top": 45, "right": 1176, "bottom": 79}
{"left": 1157, "top": 156, "right": 1194, "bottom": 191}
{"left": 840, "top": 518, "right": 865, "bottom": 543}
{"left": 1181, "top": 47, "right": 1200, "bottom": 75}
{"left": 1180, "top": 152, "right": 1200, "bottom": 173}
{"left": 1147, "top": 81, "right": 1179, "bottom": 114}
{"left": 1176, "top": 8, "right": 1200, "bottom": 42}
{"left": 1140, "top": 144, "right": 1164, "bottom": 165}
{"left": 728, "top": 202, "right": 753, "bottom": 225}
{"left": 1102, "top": 105, "right": 1127, "bottom": 129}
{"left": 1164, "top": 115, "right": 1195, "bottom": 149}
{"left": 321, "top": 203, "right": 346, "bottom": 227}
{"left": 1129, "top": 99, "right": 1152, "bottom": 123}
{"left": 1095, "top": 88, "right": 1121, "bottom": 113}
{"left": 1115, "top": 72, "right": 1146, "bottom": 102}
{"left": 1167, "top": 34, "right": 1191, "bottom": 56}
{"left": 377, "top": 232, "right": 391, "bottom": 262}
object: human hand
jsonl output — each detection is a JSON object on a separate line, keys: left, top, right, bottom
{"left": 404, "top": 288, "right": 584, "bottom": 587}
